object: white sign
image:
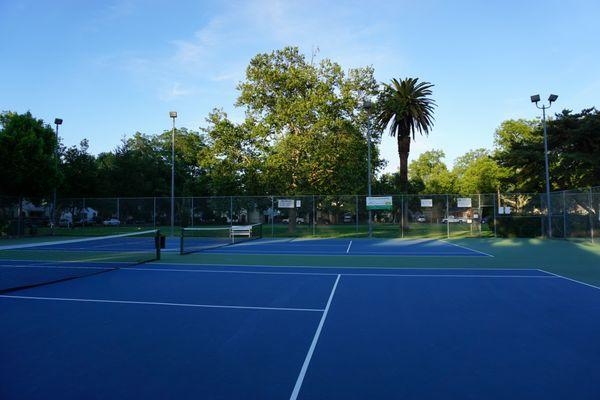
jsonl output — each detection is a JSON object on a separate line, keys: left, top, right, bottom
{"left": 296, "top": 200, "right": 302, "bottom": 208}
{"left": 498, "top": 206, "right": 511, "bottom": 215}
{"left": 457, "top": 198, "right": 472, "bottom": 208}
{"left": 366, "top": 196, "right": 393, "bottom": 210}
{"left": 420, "top": 199, "right": 433, "bottom": 208}
{"left": 277, "top": 199, "right": 295, "bottom": 208}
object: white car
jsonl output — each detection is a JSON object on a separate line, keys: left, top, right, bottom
{"left": 416, "top": 216, "right": 426, "bottom": 223}
{"left": 102, "top": 218, "right": 121, "bottom": 226}
{"left": 282, "top": 217, "right": 305, "bottom": 224}
{"left": 442, "top": 216, "right": 470, "bottom": 224}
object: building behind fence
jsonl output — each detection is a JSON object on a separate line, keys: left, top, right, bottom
{"left": 1, "top": 187, "right": 598, "bottom": 241}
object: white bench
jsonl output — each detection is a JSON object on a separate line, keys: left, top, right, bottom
{"left": 230, "top": 225, "right": 254, "bottom": 238}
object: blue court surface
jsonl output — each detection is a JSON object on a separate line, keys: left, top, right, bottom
{"left": 1, "top": 262, "right": 600, "bottom": 399}
{"left": 186, "top": 237, "right": 492, "bottom": 256}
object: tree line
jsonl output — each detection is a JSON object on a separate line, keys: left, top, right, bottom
{"left": 1, "top": 47, "right": 599, "bottom": 203}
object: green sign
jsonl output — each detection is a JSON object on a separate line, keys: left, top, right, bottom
{"left": 366, "top": 196, "right": 393, "bottom": 210}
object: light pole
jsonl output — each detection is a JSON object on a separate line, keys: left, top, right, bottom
{"left": 531, "top": 94, "right": 558, "bottom": 238}
{"left": 363, "top": 100, "right": 373, "bottom": 238}
{"left": 52, "top": 118, "right": 63, "bottom": 234}
{"left": 169, "top": 111, "right": 177, "bottom": 237}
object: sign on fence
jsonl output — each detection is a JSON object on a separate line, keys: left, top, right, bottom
{"left": 277, "top": 199, "right": 295, "bottom": 208}
{"left": 457, "top": 197, "right": 472, "bottom": 208}
{"left": 366, "top": 196, "right": 393, "bottom": 210}
{"left": 420, "top": 199, "right": 433, "bottom": 207}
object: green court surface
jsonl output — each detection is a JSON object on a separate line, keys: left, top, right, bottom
{"left": 158, "top": 238, "right": 600, "bottom": 287}
{"left": 32, "top": 222, "right": 493, "bottom": 239}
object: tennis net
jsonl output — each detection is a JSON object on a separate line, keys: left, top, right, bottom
{"left": 0, "top": 229, "right": 161, "bottom": 294}
{"left": 180, "top": 224, "right": 263, "bottom": 254}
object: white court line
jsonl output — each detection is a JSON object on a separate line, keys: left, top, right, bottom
{"left": 0, "top": 263, "right": 550, "bottom": 278}
{"left": 0, "top": 294, "right": 325, "bottom": 312}
{"left": 152, "top": 262, "right": 541, "bottom": 272}
{"left": 537, "top": 269, "right": 600, "bottom": 291}
{"left": 204, "top": 250, "right": 491, "bottom": 257}
{"left": 439, "top": 240, "right": 495, "bottom": 257}
{"left": 290, "top": 274, "right": 340, "bottom": 400}
{"left": 346, "top": 241, "right": 353, "bottom": 254}
{"left": 342, "top": 273, "right": 556, "bottom": 279}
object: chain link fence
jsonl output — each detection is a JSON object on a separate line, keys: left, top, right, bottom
{"left": 1, "top": 188, "right": 598, "bottom": 241}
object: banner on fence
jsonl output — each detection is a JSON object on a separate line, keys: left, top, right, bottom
{"left": 366, "top": 196, "right": 393, "bottom": 210}
{"left": 420, "top": 199, "right": 433, "bottom": 208}
{"left": 277, "top": 199, "right": 295, "bottom": 208}
{"left": 457, "top": 197, "right": 472, "bottom": 208}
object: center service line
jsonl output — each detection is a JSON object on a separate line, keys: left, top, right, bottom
{"left": 346, "top": 240, "right": 353, "bottom": 254}
{"left": 290, "top": 274, "right": 341, "bottom": 400}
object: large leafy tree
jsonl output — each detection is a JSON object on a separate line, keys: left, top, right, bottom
{"left": 0, "top": 111, "right": 60, "bottom": 200}
{"left": 408, "top": 150, "right": 455, "bottom": 194}
{"left": 453, "top": 149, "right": 507, "bottom": 194}
{"left": 494, "top": 109, "right": 600, "bottom": 192}
{"left": 59, "top": 139, "right": 100, "bottom": 197}
{"left": 236, "top": 46, "right": 381, "bottom": 195}
{"left": 375, "top": 78, "right": 436, "bottom": 192}
{"left": 200, "top": 110, "right": 265, "bottom": 195}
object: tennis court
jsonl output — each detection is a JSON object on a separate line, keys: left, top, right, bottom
{"left": 1, "top": 232, "right": 600, "bottom": 399}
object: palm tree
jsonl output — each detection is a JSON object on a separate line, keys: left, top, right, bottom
{"left": 375, "top": 78, "right": 436, "bottom": 192}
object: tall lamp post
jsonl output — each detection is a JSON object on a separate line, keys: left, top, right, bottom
{"left": 531, "top": 94, "right": 558, "bottom": 238}
{"left": 363, "top": 100, "right": 373, "bottom": 238}
{"left": 52, "top": 118, "right": 63, "bottom": 234}
{"left": 169, "top": 111, "right": 177, "bottom": 237}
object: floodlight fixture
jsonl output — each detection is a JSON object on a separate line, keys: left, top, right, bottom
{"left": 548, "top": 94, "right": 558, "bottom": 103}
{"left": 54, "top": 118, "right": 63, "bottom": 125}
{"left": 530, "top": 94, "right": 541, "bottom": 103}
{"left": 169, "top": 111, "right": 177, "bottom": 118}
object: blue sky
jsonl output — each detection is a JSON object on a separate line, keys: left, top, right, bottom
{"left": 1, "top": 0, "right": 598, "bottom": 173}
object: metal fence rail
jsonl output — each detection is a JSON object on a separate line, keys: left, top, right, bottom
{"left": 1, "top": 187, "right": 598, "bottom": 241}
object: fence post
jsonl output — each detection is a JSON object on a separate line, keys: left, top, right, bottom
{"left": 562, "top": 191, "right": 567, "bottom": 238}
{"left": 446, "top": 194, "right": 450, "bottom": 239}
{"left": 271, "top": 196, "right": 274, "bottom": 238}
{"left": 230, "top": 196, "right": 233, "bottom": 227}
{"left": 153, "top": 197, "right": 156, "bottom": 228}
{"left": 477, "top": 193, "right": 481, "bottom": 237}
{"left": 400, "top": 195, "right": 404, "bottom": 239}
{"left": 191, "top": 197, "right": 194, "bottom": 227}
{"left": 116, "top": 197, "right": 120, "bottom": 222}
{"left": 493, "top": 193, "right": 497, "bottom": 238}
{"left": 590, "top": 188, "right": 595, "bottom": 243}
{"left": 355, "top": 195, "right": 359, "bottom": 234}
{"left": 312, "top": 195, "right": 316, "bottom": 236}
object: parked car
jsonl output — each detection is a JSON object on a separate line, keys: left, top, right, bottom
{"left": 102, "top": 218, "right": 121, "bottom": 226}
{"left": 416, "top": 216, "right": 426, "bottom": 223}
{"left": 282, "top": 217, "right": 305, "bottom": 224}
{"left": 442, "top": 216, "right": 471, "bottom": 224}
{"left": 343, "top": 213, "right": 353, "bottom": 223}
